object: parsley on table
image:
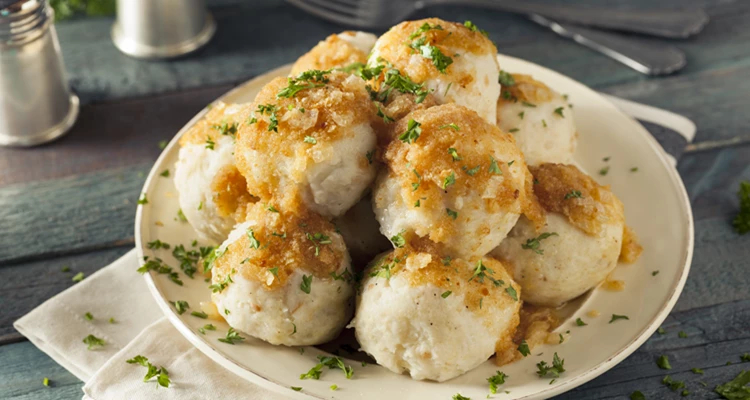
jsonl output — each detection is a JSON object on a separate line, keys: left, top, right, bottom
{"left": 657, "top": 355, "right": 672, "bottom": 370}
{"left": 742, "top": 353, "right": 750, "bottom": 362}
{"left": 84, "top": 312, "right": 93, "bottom": 320}
{"left": 218, "top": 328, "right": 245, "bottom": 345}
{"left": 609, "top": 314, "right": 629, "bottom": 323}
{"left": 630, "top": 391, "right": 645, "bottom": 400}
{"left": 537, "top": 353, "right": 565, "bottom": 378}
{"left": 72, "top": 271, "right": 85, "bottom": 282}
{"left": 715, "top": 370, "right": 750, "bottom": 399}
{"left": 498, "top": 70, "right": 515, "bottom": 87}
{"left": 399, "top": 119, "right": 422, "bottom": 143}
{"left": 43, "top": 377, "right": 50, "bottom": 387}
{"left": 300, "top": 274, "right": 313, "bottom": 294}
{"left": 662, "top": 375, "right": 685, "bottom": 392}
{"left": 109, "top": 317, "right": 116, "bottom": 324}
{"left": 158, "top": 140, "right": 167, "bottom": 150}
{"left": 733, "top": 181, "right": 750, "bottom": 234}
{"left": 521, "top": 232, "right": 558, "bottom": 255}
{"left": 657, "top": 327, "right": 667, "bottom": 334}
{"left": 678, "top": 331, "right": 688, "bottom": 338}
{"left": 631, "top": 167, "right": 639, "bottom": 172}
{"left": 83, "top": 334, "right": 105, "bottom": 350}
{"left": 61, "top": 265, "right": 71, "bottom": 272}
{"left": 487, "top": 370, "right": 508, "bottom": 394}
{"left": 517, "top": 340, "right": 530, "bottom": 357}
{"left": 692, "top": 367, "right": 705, "bottom": 374}
{"left": 575, "top": 318, "right": 587, "bottom": 326}
{"left": 330, "top": 384, "right": 338, "bottom": 391}
{"left": 126, "top": 355, "right": 171, "bottom": 388}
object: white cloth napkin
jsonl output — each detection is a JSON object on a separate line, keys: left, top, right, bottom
{"left": 14, "top": 99, "right": 696, "bottom": 400}
{"left": 14, "top": 249, "right": 285, "bottom": 400}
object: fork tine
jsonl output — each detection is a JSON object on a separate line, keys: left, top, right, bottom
{"left": 286, "top": 0, "right": 374, "bottom": 28}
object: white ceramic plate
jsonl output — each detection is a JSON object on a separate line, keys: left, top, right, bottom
{"left": 135, "top": 55, "right": 693, "bottom": 399}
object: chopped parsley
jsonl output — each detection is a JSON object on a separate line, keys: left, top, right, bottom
{"left": 138, "top": 258, "right": 183, "bottom": 285}
{"left": 147, "top": 239, "right": 170, "bottom": 250}
{"left": 448, "top": 147, "right": 462, "bottom": 161}
{"left": 126, "top": 355, "right": 170, "bottom": 388}
{"left": 575, "top": 318, "right": 587, "bottom": 326}
{"left": 452, "top": 395, "right": 470, "bottom": 400}
{"left": 463, "top": 165, "right": 480, "bottom": 176}
{"left": 657, "top": 355, "right": 672, "bottom": 370}
{"left": 171, "top": 300, "right": 189, "bottom": 315}
{"left": 137, "top": 193, "right": 148, "bottom": 205}
{"left": 376, "top": 66, "right": 430, "bottom": 103}
{"left": 269, "top": 267, "right": 279, "bottom": 277}
{"left": 191, "top": 311, "right": 208, "bottom": 319}
{"left": 303, "top": 136, "right": 317, "bottom": 144}
{"left": 564, "top": 190, "right": 583, "bottom": 199}
{"left": 205, "top": 138, "right": 215, "bottom": 150}
{"left": 691, "top": 367, "right": 704, "bottom": 374}
{"left": 742, "top": 353, "right": 750, "bottom": 362}
{"left": 300, "top": 274, "right": 312, "bottom": 294}
{"left": 176, "top": 209, "right": 188, "bottom": 222}
{"left": 498, "top": 70, "right": 515, "bottom": 87}
{"left": 554, "top": 107, "right": 565, "bottom": 117}
{"left": 330, "top": 384, "right": 338, "bottom": 391}
{"left": 630, "top": 391, "right": 646, "bottom": 400}
{"left": 446, "top": 208, "right": 458, "bottom": 220}
{"left": 376, "top": 103, "right": 394, "bottom": 123}
{"left": 631, "top": 167, "right": 639, "bottom": 172}
{"left": 109, "top": 317, "right": 116, "bottom": 324}
{"left": 518, "top": 340, "right": 530, "bottom": 357}
{"left": 487, "top": 371, "right": 508, "bottom": 394}
{"left": 505, "top": 286, "right": 518, "bottom": 301}
{"left": 521, "top": 232, "right": 558, "bottom": 255}
{"left": 277, "top": 69, "right": 331, "bottom": 98}
{"left": 209, "top": 272, "right": 234, "bottom": 293}
{"left": 399, "top": 119, "right": 422, "bottom": 143}
{"left": 212, "top": 121, "right": 238, "bottom": 137}
{"left": 370, "top": 257, "right": 399, "bottom": 280}
{"left": 409, "top": 22, "right": 443, "bottom": 39}
{"left": 733, "top": 181, "right": 750, "bottom": 234}
{"left": 522, "top": 101, "right": 537, "bottom": 108}
{"left": 443, "top": 171, "right": 456, "bottom": 189}
{"left": 653, "top": 270, "right": 660, "bottom": 276}
{"left": 518, "top": 111, "right": 525, "bottom": 119}
{"left": 469, "top": 260, "right": 503, "bottom": 286}
{"left": 198, "top": 324, "right": 216, "bottom": 335}
{"left": 658, "top": 327, "right": 667, "bottom": 334}
{"left": 442, "top": 256, "right": 452, "bottom": 266}
{"left": 254, "top": 104, "right": 279, "bottom": 132}
{"left": 247, "top": 228, "right": 261, "bottom": 249}
{"left": 82, "top": 334, "right": 105, "bottom": 350}
{"left": 489, "top": 156, "right": 503, "bottom": 174}
{"left": 61, "top": 266, "right": 71, "bottom": 272}
{"left": 197, "top": 201, "right": 203, "bottom": 210}
{"left": 417, "top": 44, "right": 453, "bottom": 73}
{"left": 542, "top": 119, "right": 548, "bottom": 128}
{"left": 441, "top": 123, "right": 460, "bottom": 131}
{"left": 72, "top": 271, "right": 85, "bottom": 282}
{"left": 441, "top": 290, "right": 452, "bottom": 298}
{"left": 715, "top": 370, "right": 750, "bottom": 399}
{"left": 218, "top": 327, "right": 245, "bottom": 345}
{"left": 158, "top": 140, "right": 167, "bottom": 150}
{"left": 536, "top": 353, "right": 565, "bottom": 378}
{"left": 159, "top": 169, "right": 169, "bottom": 177}
{"left": 301, "top": 356, "right": 354, "bottom": 380}
{"left": 84, "top": 312, "right": 93, "bottom": 321}
{"left": 600, "top": 166, "right": 610, "bottom": 176}
{"left": 678, "top": 331, "right": 688, "bottom": 338}
{"left": 390, "top": 232, "right": 406, "bottom": 248}
{"left": 172, "top": 244, "right": 213, "bottom": 278}
{"left": 291, "top": 386, "right": 303, "bottom": 391}
{"left": 412, "top": 169, "right": 422, "bottom": 191}
{"left": 508, "top": 128, "right": 519, "bottom": 133}
{"left": 609, "top": 314, "right": 629, "bottom": 323}
{"left": 306, "top": 232, "right": 331, "bottom": 256}
{"left": 464, "top": 20, "right": 489, "bottom": 36}
{"left": 43, "top": 377, "right": 50, "bottom": 387}
{"left": 662, "top": 375, "right": 686, "bottom": 392}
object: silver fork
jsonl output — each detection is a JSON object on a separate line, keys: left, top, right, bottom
{"left": 286, "top": 0, "right": 708, "bottom": 39}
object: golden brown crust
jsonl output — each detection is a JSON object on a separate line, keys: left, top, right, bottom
{"left": 211, "top": 202, "right": 347, "bottom": 291}
{"left": 382, "top": 104, "right": 533, "bottom": 243}
{"left": 497, "top": 73, "right": 557, "bottom": 106}
{"left": 619, "top": 225, "right": 643, "bottom": 263}
{"left": 209, "top": 164, "right": 257, "bottom": 218}
{"left": 234, "top": 71, "right": 377, "bottom": 201}
{"left": 530, "top": 163, "right": 625, "bottom": 236}
{"left": 179, "top": 102, "right": 253, "bottom": 147}
{"left": 496, "top": 305, "right": 558, "bottom": 365}
{"left": 290, "top": 33, "right": 370, "bottom": 76}
{"left": 365, "top": 243, "right": 521, "bottom": 322}
{"left": 372, "top": 92, "right": 440, "bottom": 147}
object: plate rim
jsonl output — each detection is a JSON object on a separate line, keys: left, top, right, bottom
{"left": 134, "top": 55, "right": 694, "bottom": 399}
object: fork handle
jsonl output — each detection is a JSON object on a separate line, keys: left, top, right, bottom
{"left": 429, "top": 0, "right": 708, "bottom": 38}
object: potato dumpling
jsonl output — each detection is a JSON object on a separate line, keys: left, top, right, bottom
{"left": 492, "top": 163, "right": 628, "bottom": 307}
{"left": 234, "top": 70, "right": 378, "bottom": 218}
{"left": 332, "top": 194, "right": 392, "bottom": 270}
{"left": 291, "top": 31, "right": 377, "bottom": 75}
{"left": 496, "top": 74, "right": 577, "bottom": 166}
{"left": 174, "top": 102, "right": 255, "bottom": 243}
{"left": 372, "top": 103, "right": 539, "bottom": 259}
{"left": 210, "top": 202, "right": 354, "bottom": 346}
{"left": 368, "top": 18, "right": 500, "bottom": 124}
{"left": 353, "top": 245, "right": 521, "bottom": 382}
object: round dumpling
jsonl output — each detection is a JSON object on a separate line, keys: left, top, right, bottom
{"left": 496, "top": 74, "right": 577, "bottom": 166}
{"left": 209, "top": 201, "right": 354, "bottom": 346}
{"left": 332, "top": 194, "right": 392, "bottom": 269}
{"left": 372, "top": 103, "right": 539, "bottom": 259}
{"left": 291, "top": 31, "right": 377, "bottom": 76}
{"left": 368, "top": 18, "right": 500, "bottom": 124}
{"left": 353, "top": 245, "right": 522, "bottom": 382}
{"left": 492, "top": 163, "right": 625, "bottom": 307}
{"left": 234, "top": 70, "right": 378, "bottom": 218}
{"left": 174, "top": 102, "right": 255, "bottom": 243}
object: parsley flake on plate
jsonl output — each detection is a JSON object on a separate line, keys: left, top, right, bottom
{"left": 218, "top": 327, "right": 245, "bottom": 345}
{"left": 609, "top": 314, "right": 629, "bottom": 323}
{"left": 536, "top": 353, "right": 565, "bottom": 378}
{"left": 575, "top": 318, "right": 587, "bottom": 326}
{"left": 84, "top": 312, "right": 93, "bottom": 321}
{"left": 487, "top": 371, "right": 508, "bottom": 394}
{"left": 517, "top": 340, "right": 530, "bottom": 357}
{"left": 191, "top": 311, "right": 208, "bottom": 319}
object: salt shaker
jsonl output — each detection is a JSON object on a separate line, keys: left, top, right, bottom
{"left": 111, "top": 0, "right": 216, "bottom": 59}
{"left": 0, "top": 0, "right": 79, "bottom": 147}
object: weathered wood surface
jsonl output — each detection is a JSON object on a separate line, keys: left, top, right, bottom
{"left": 2, "top": 0, "right": 750, "bottom": 398}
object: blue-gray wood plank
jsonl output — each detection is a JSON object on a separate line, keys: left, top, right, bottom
{"left": 2, "top": 0, "right": 750, "bottom": 399}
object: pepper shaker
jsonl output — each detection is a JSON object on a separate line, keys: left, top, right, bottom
{"left": 0, "top": 0, "right": 79, "bottom": 147}
{"left": 111, "top": 0, "right": 216, "bottom": 59}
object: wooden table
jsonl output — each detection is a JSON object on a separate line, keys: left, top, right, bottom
{"left": 1, "top": 0, "right": 748, "bottom": 398}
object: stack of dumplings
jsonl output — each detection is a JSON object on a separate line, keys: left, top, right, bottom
{"left": 171, "top": 18, "right": 641, "bottom": 383}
